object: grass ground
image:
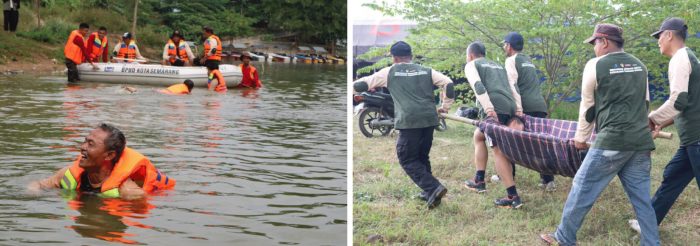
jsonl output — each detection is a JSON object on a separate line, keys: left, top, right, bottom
{"left": 353, "top": 102, "right": 700, "bottom": 245}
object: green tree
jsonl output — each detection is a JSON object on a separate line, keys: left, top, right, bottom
{"left": 158, "top": 1, "right": 255, "bottom": 40}
{"left": 360, "top": 0, "right": 700, "bottom": 114}
{"left": 258, "top": 0, "right": 346, "bottom": 50}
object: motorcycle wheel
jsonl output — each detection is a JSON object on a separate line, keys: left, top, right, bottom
{"left": 358, "top": 107, "right": 392, "bottom": 137}
{"left": 435, "top": 118, "right": 448, "bottom": 132}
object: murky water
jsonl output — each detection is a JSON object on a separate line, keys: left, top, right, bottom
{"left": 0, "top": 63, "right": 347, "bottom": 245}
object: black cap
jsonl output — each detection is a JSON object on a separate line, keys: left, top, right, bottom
{"left": 651, "top": 17, "right": 687, "bottom": 39}
{"left": 503, "top": 32, "right": 524, "bottom": 50}
{"left": 584, "top": 23, "right": 624, "bottom": 44}
{"left": 122, "top": 32, "right": 132, "bottom": 39}
{"left": 390, "top": 41, "right": 412, "bottom": 56}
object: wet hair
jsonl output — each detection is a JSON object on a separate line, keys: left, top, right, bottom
{"left": 206, "top": 62, "right": 219, "bottom": 70}
{"left": 184, "top": 79, "right": 194, "bottom": 91}
{"left": 467, "top": 42, "right": 486, "bottom": 57}
{"left": 98, "top": 26, "right": 107, "bottom": 32}
{"left": 202, "top": 26, "right": 214, "bottom": 34}
{"left": 79, "top": 23, "right": 90, "bottom": 29}
{"left": 97, "top": 123, "right": 126, "bottom": 165}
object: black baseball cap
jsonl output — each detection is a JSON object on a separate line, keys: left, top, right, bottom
{"left": 122, "top": 32, "right": 132, "bottom": 39}
{"left": 584, "top": 23, "right": 624, "bottom": 44}
{"left": 651, "top": 17, "right": 687, "bottom": 39}
{"left": 503, "top": 32, "right": 524, "bottom": 50}
{"left": 390, "top": 41, "right": 412, "bottom": 56}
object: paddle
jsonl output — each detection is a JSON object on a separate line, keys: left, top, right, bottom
{"left": 439, "top": 113, "right": 673, "bottom": 140}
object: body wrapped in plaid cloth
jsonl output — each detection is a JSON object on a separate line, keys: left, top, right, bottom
{"left": 478, "top": 115, "right": 595, "bottom": 177}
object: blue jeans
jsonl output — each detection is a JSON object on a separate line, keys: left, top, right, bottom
{"left": 554, "top": 148, "right": 659, "bottom": 246}
{"left": 651, "top": 140, "right": 700, "bottom": 224}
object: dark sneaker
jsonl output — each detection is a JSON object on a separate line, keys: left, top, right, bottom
{"left": 427, "top": 185, "right": 447, "bottom": 209}
{"left": 495, "top": 195, "right": 523, "bottom": 209}
{"left": 464, "top": 179, "right": 486, "bottom": 193}
{"left": 539, "top": 233, "right": 560, "bottom": 245}
{"left": 415, "top": 191, "right": 428, "bottom": 201}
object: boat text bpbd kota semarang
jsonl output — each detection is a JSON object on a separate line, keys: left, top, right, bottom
{"left": 77, "top": 63, "right": 242, "bottom": 88}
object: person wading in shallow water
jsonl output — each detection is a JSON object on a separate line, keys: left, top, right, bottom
{"left": 29, "top": 123, "right": 176, "bottom": 200}
{"left": 353, "top": 41, "right": 455, "bottom": 209}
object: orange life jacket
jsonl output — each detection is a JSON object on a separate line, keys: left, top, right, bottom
{"left": 64, "top": 30, "right": 85, "bottom": 64}
{"left": 88, "top": 32, "right": 108, "bottom": 62}
{"left": 60, "top": 147, "right": 175, "bottom": 197}
{"left": 208, "top": 69, "right": 227, "bottom": 92}
{"left": 117, "top": 41, "right": 137, "bottom": 62}
{"left": 239, "top": 64, "right": 262, "bottom": 88}
{"left": 203, "top": 35, "right": 222, "bottom": 61}
{"left": 166, "top": 39, "right": 189, "bottom": 64}
{"left": 162, "top": 83, "right": 190, "bottom": 95}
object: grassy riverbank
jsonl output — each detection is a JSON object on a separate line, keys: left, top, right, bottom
{"left": 353, "top": 103, "right": 700, "bottom": 245}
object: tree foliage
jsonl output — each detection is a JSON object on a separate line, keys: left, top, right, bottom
{"left": 360, "top": 0, "right": 700, "bottom": 113}
{"left": 39, "top": 0, "right": 345, "bottom": 44}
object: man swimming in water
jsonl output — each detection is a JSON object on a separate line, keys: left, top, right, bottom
{"left": 29, "top": 123, "right": 175, "bottom": 200}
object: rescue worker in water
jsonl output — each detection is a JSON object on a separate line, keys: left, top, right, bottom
{"left": 159, "top": 79, "right": 194, "bottom": 95}
{"left": 29, "top": 123, "right": 175, "bottom": 200}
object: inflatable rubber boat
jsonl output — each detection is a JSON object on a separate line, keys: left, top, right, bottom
{"left": 77, "top": 63, "right": 242, "bottom": 88}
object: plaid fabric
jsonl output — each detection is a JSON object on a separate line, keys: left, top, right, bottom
{"left": 478, "top": 115, "right": 595, "bottom": 177}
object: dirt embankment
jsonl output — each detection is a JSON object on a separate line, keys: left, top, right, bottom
{"left": 0, "top": 59, "right": 64, "bottom": 75}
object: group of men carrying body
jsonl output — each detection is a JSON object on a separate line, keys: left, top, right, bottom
{"left": 355, "top": 17, "right": 699, "bottom": 245}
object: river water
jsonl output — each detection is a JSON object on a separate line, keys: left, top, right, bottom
{"left": 0, "top": 63, "right": 347, "bottom": 245}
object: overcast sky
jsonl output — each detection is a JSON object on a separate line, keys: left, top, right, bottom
{"left": 351, "top": 0, "right": 407, "bottom": 23}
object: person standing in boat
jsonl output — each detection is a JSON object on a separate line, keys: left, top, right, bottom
{"left": 86, "top": 27, "right": 109, "bottom": 63}
{"left": 198, "top": 26, "right": 222, "bottom": 67}
{"left": 64, "top": 23, "right": 98, "bottom": 82}
{"left": 238, "top": 52, "right": 262, "bottom": 89}
{"left": 162, "top": 31, "right": 194, "bottom": 66}
{"left": 112, "top": 32, "right": 145, "bottom": 63}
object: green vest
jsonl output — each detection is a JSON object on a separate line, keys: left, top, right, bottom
{"left": 591, "top": 52, "right": 654, "bottom": 151}
{"left": 60, "top": 169, "right": 121, "bottom": 198}
{"left": 514, "top": 54, "right": 548, "bottom": 113}
{"left": 387, "top": 63, "right": 439, "bottom": 129}
{"left": 675, "top": 48, "right": 700, "bottom": 145}
{"left": 474, "top": 58, "right": 516, "bottom": 115}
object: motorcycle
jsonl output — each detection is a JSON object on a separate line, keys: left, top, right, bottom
{"left": 353, "top": 90, "right": 447, "bottom": 138}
